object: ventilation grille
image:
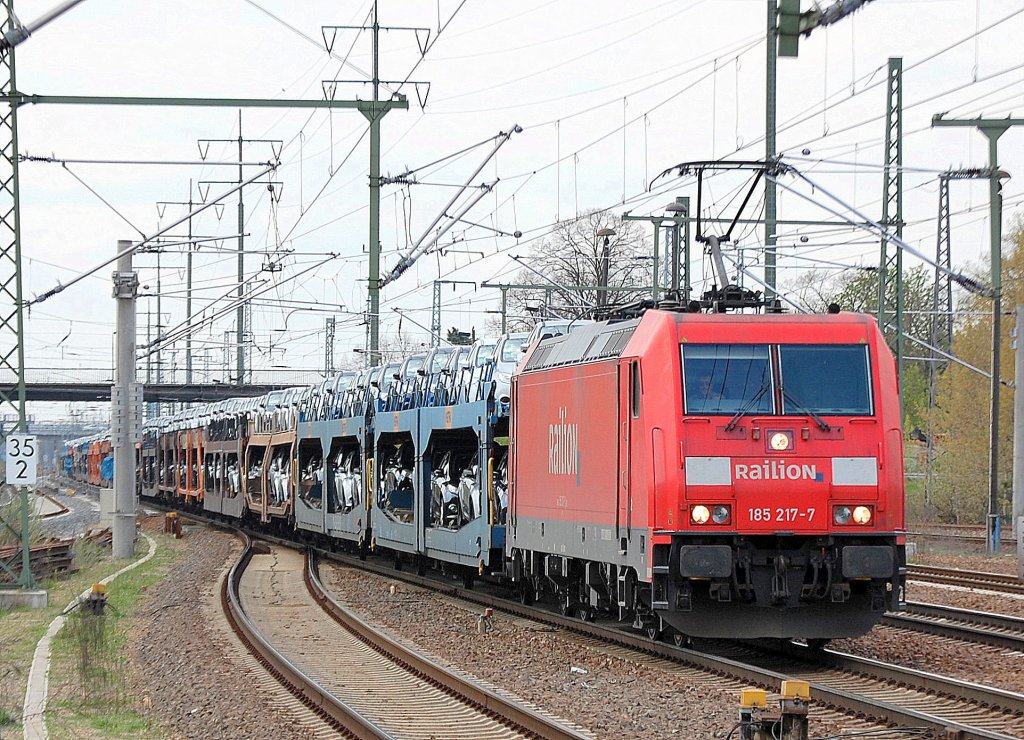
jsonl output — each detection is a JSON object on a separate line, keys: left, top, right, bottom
{"left": 524, "top": 344, "right": 555, "bottom": 370}
{"left": 523, "top": 323, "right": 638, "bottom": 372}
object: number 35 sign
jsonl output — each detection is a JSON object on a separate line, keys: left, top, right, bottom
{"left": 6, "top": 434, "right": 38, "bottom": 486}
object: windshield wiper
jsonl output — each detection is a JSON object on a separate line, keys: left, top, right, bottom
{"left": 781, "top": 388, "right": 831, "bottom": 432}
{"left": 725, "top": 382, "right": 771, "bottom": 432}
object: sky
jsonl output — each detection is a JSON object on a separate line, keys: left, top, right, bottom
{"left": 9, "top": 0, "right": 1024, "bottom": 420}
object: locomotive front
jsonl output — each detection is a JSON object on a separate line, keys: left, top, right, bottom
{"left": 657, "top": 312, "right": 906, "bottom": 639}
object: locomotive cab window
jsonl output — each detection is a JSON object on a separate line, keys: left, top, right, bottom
{"left": 682, "top": 344, "right": 773, "bottom": 415}
{"left": 779, "top": 344, "right": 872, "bottom": 415}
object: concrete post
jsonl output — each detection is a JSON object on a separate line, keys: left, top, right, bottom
{"left": 1015, "top": 307, "right": 1024, "bottom": 563}
{"left": 1015, "top": 308, "right": 1024, "bottom": 523}
{"left": 1019, "top": 516, "right": 1024, "bottom": 581}
{"left": 985, "top": 130, "right": 1004, "bottom": 554}
{"left": 112, "top": 239, "right": 138, "bottom": 558}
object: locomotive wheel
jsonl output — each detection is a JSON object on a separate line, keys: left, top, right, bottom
{"left": 462, "top": 571, "right": 474, "bottom": 589}
{"left": 393, "top": 554, "right": 402, "bottom": 571}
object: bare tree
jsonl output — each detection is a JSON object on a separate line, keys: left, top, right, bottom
{"left": 505, "top": 210, "right": 649, "bottom": 329}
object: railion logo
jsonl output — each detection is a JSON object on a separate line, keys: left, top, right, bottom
{"left": 734, "top": 460, "right": 825, "bottom": 482}
{"left": 548, "top": 406, "right": 580, "bottom": 484}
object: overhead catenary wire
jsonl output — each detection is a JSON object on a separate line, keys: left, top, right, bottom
{"left": 35, "top": 4, "right": 1024, "bottom": 373}
{"left": 770, "top": 166, "right": 990, "bottom": 296}
{"left": 28, "top": 162, "right": 279, "bottom": 308}
{"left": 139, "top": 254, "right": 339, "bottom": 358}
{"left": 138, "top": 0, "right": 475, "bottom": 361}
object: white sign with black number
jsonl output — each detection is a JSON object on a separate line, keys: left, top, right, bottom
{"left": 6, "top": 434, "right": 38, "bottom": 486}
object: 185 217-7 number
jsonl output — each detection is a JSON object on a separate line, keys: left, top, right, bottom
{"left": 748, "top": 507, "right": 815, "bottom": 523}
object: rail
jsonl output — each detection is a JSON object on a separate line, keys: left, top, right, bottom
{"left": 221, "top": 533, "right": 391, "bottom": 739}
{"left": 331, "top": 551, "right": 1023, "bottom": 740}
{"left": 153, "top": 500, "right": 1024, "bottom": 739}
{"left": 907, "top": 565, "right": 1024, "bottom": 595}
{"left": 306, "top": 553, "right": 591, "bottom": 740}
{"left": 886, "top": 602, "right": 1024, "bottom": 651}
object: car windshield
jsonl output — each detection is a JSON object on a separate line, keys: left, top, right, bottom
{"left": 682, "top": 344, "right": 772, "bottom": 415}
{"left": 429, "top": 349, "right": 453, "bottom": 373}
{"left": 475, "top": 343, "right": 497, "bottom": 365}
{"left": 403, "top": 356, "right": 425, "bottom": 378}
{"left": 779, "top": 345, "right": 871, "bottom": 415}
{"left": 379, "top": 364, "right": 400, "bottom": 390}
{"left": 499, "top": 337, "right": 527, "bottom": 363}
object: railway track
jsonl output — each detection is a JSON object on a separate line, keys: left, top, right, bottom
{"left": 153, "top": 501, "right": 1024, "bottom": 739}
{"left": 886, "top": 602, "right": 1024, "bottom": 652}
{"left": 908, "top": 564, "right": 1024, "bottom": 595}
{"left": 225, "top": 534, "right": 591, "bottom": 739}
{"left": 704, "top": 640, "right": 1024, "bottom": 738}
{"left": 322, "top": 549, "right": 1024, "bottom": 739}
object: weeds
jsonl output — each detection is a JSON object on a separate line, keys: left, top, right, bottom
{"left": 0, "top": 495, "right": 44, "bottom": 550}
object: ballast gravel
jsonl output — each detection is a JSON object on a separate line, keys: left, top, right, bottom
{"left": 320, "top": 562, "right": 860, "bottom": 739}
{"left": 827, "top": 548, "right": 1024, "bottom": 695}
{"left": 126, "top": 522, "right": 316, "bottom": 740}
{"left": 121, "top": 526, "right": 1024, "bottom": 738}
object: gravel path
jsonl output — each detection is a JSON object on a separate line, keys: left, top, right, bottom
{"left": 320, "top": 562, "right": 864, "bottom": 739}
{"left": 126, "top": 520, "right": 318, "bottom": 740}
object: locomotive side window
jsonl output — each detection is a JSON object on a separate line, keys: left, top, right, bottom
{"left": 779, "top": 345, "right": 872, "bottom": 415}
{"left": 631, "top": 360, "right": 641, "bottom": 418}
{"left": 682, "top": 344, "right": 773, "bottom": 415}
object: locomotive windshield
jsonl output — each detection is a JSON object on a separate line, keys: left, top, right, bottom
{"left": 682, "top": 343, "right": 872, "bottom": 416}
{"left": 779, "top": 345, "right": 871, "bottom": 415}
{"left": 682, "top": 344, "right": 772, "bottom": 414}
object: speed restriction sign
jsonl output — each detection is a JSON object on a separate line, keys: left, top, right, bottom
{"left": 6, "top": 434, "right": 38, "bottom": 485}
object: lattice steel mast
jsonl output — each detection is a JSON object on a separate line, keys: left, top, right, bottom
{"left": 0, "top": 0, "right": 31, "bottom": 588}
{"left": 878, "top": 58, "right": 903, "bottom": 393}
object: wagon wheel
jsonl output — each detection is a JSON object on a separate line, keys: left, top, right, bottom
{"left": 644, "top": 619, "right": 662, "bottom": 642}
{"left": 519, "top": 580, "right": 535, "bottom": 606}
{"left": 670, "top": 629, "right": 691, "bottom": 648}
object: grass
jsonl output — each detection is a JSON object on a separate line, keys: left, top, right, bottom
{"left": 0, "top": 553, "right": 132, "bottom": 736}
{"left": 45, "top": 532, "right": 181, "bottom": 740}
{"left": 0, "top": 494, "right": 46, "bottom": 550}
{"left": 0, "top": 529, "right": 184, "bottom": 740}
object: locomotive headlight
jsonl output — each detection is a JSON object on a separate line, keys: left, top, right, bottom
{"left": 833, "top": 505, "right": 852, "bottom": 525}
{"left": 852, "top": 505, "right": 873, "bottom": 525}
{"left": 691, "top": 505, "right": 711, "bottom": 525}
{"left": 711, "top": 505, "right": 731, "bottom": 524}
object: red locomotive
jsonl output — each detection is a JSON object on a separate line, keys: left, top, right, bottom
{"left": 509, "top": 309, "right": 906, "bottom": 640}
